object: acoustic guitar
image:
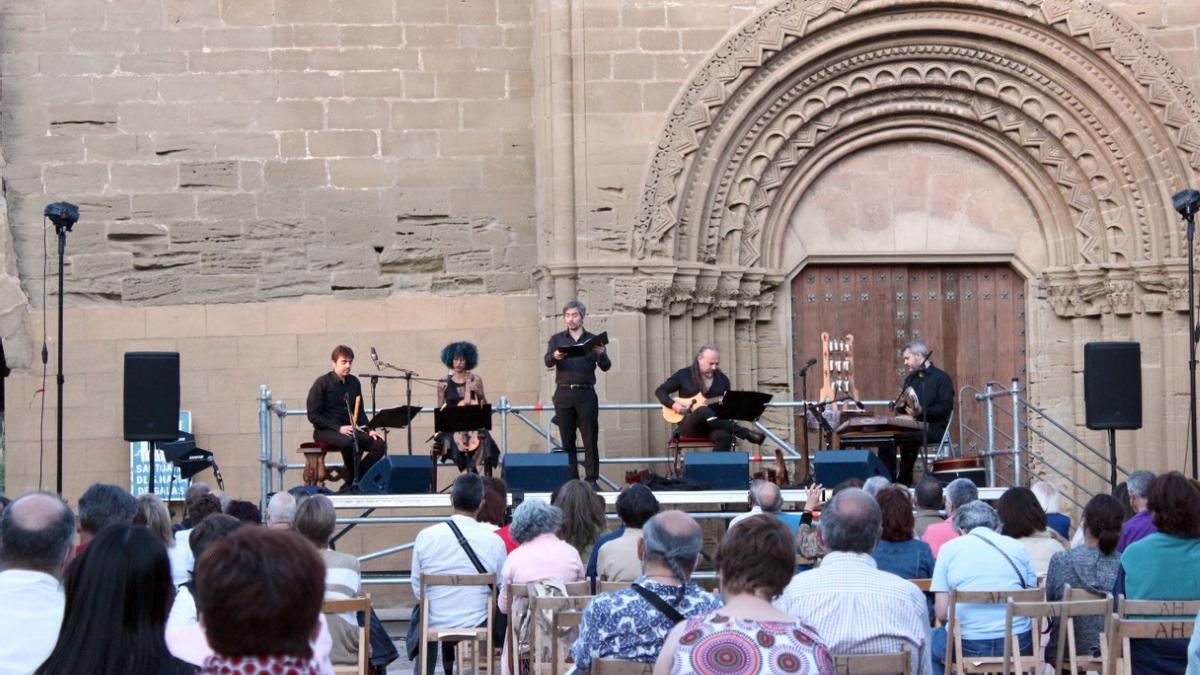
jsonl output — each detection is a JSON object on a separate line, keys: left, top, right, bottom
{"left": 661, "top": 393, "right": 725, "bottom": 424}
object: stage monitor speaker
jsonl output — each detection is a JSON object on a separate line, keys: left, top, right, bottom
{"left": 684, "top": 451, "right": 749, "bottom": 490}
{"left": 1084, "top": 342, "right": 1143, "bottom": 430}
{"left": 812, "top": 450, "right": 890, "bottom": 486}
{"left": 360, "top": 456, "right": 434, "bottom": 495}
{"left": 503, "top": 453, "right": 571, "bottom": 492}
{"left": 123, "top": 352, "right": 180, "bottom": 442}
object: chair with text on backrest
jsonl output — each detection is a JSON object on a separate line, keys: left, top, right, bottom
{"left": 507, "top": 580, "right": 589, "bottom": 675}
{"left": 833, "top": 651, "right": 910, "bottom": 675}
{"left": 1103, "top": 595, "right": 1200, "bottom": 675}
{"left": 419, "top": 573, "right": 495, "bottom": 675}
{"left": 1055, "top": 585, "right": 1111, "bottom": 674}
{"left": 945, "top": 587, "right": 1045, "bottom": 675}
{"left": 529, "top": 595, "right": 592, "bottom": 674}
{"left": 542, "top": 605, "right": 587, "bottom": 675}
{"left": 1000, "top": 595, "right": 1112, "bottom": 674}
{"left": 323, "top": 595, "right": 371, "bottom": 675}
{"left": 593, "top": 657, "right": 654, "bottom": 674}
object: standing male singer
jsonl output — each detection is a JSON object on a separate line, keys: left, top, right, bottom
{"left": 545, "top": 300, "right": 610, "bottom": 486}
{"left": 307, "top": 345, "right": 387, "bottom": 491}
{"left": 891, "top": 341, "right": 953, "bottom": 485}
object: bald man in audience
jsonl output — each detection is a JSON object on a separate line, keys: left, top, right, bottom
{"left": 0, "top": 493, "right": 77, "bottom": 675}
{"left": 728, "top": 480, "right": 802, "bottom": 533}
{"left": 266, "top": 492, "right": 298, "bottom": 530}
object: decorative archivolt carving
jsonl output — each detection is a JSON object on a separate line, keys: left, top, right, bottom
{"left": 633, "top": 0, "right": 1200, "bottom": 283}
{"left": 1043, "top": 263, "right": 1189, "bottom": 316}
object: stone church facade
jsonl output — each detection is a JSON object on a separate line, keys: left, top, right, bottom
{"left": 1, "top": 0, "right": 1198, "bottom": 504}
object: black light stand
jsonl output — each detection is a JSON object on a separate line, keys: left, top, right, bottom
{"left": 1173, "top": 188, "right": 1200, "bottom": 480}
{"left": 45, "top": 201, "right": 79, "bottom": 496}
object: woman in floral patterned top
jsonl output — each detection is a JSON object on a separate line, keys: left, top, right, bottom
{"left": 654, "top": 514, "right": 836, "bottom": 675}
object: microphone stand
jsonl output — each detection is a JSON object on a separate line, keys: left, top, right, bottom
{"left": 376, "top": 360, "right": 435, "bottom": 456}
{"left": 343, "top": 394, "right": 362, "bottom": 493}
{"left": 798, "top": 359, "right": 816, "bottom": 483}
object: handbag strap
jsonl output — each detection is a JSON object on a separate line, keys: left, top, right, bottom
{"left": 447, "top": 520, "right": 489, "bottom": 575}
{"left": 630, "top": 583, "right": 685, "bottom": 624}
{"left": 969, "top": 531, "right": 1032, "bottom": 589}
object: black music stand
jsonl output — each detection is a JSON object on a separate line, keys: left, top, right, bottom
{"left": 711, "top": 391, "right": 773, "bottom": 450}
{"left": 434, "top": 404, "right": 494, "bottom": 485}
{"left": 367, "top": 405, "right": 422, "bottom": 432}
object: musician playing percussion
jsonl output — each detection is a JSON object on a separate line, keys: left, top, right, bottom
{"left": 433, "top": 341, "right": 498, "bottom": 474}
{"left": 890, "top": 340, "right": 953, "bottom": 485}
{"left": 306, "top": 345, "right": 387, "bottom": 491}
{"left": 654, "top": 345, "right": 766, "bottom": 450}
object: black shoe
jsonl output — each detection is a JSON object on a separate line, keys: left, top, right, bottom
{"left": 746, "top": 430, "right": 766, "bottom": 445}
{"left": 336, "top": 482, "right": 354, "bottom": 494}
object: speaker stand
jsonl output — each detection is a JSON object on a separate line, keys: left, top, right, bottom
{"left": 1107, "top": 429, "right": 1117, "bottom": 492}
{"left": 148, "top": 441, "right": 156, "bottom": 494}
{"left": 1188, "top": 209, "right": 1199, "bottom": 480}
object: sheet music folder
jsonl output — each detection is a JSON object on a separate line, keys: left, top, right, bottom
{"left": 434, "top": 404, "right": 493, "bottom": 433}
{"left": 711, "top": 390, "right": 773, "bottom": 422}
{"left": 367, "top": 405, "right": 422, "bottom": 430}
{"left": 558, "top": 331, "right": 609, "bottom": 358}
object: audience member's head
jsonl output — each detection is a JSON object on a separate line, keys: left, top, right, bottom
{"left": 132, "top": 494, "right": 174, "bottom": 549}
{"left": 717, "top": 514, "right": 794, "bottom": 600}
{"left": 1081, "top": 494, "right": 1124, "bottom": 556}
{"left": 914, "top": 477, "right": 944, "bottom": 510}
{"left": 36, "top": 525, "right": 184, "bottom": 674}
{"left": 477, "top": 476, "right": 508, "bottom": 527}
{"left": 266, "top": 491, "right": 298, "bottom": 529}
{"left": 820, "top": 488, "right": 882, "bottom": 553}
{"left": 293, "top": 495, "right": 337, "bottom": 549}
{"left": 189, "top": 514, "right": 242, "bottom": 572}
{"left": 195, "top": 528, "right": 325, "bottom": 660}
{"left": 944, "top": 477, "right": 979, "bottom": 514}
{"left": 225, "top": 500, "right": 262, "bottom": 525}
{"left": 1146, "top": 471, "right": 1200, "bottom": 538}
{"left": 832, "top": 477, "right": 864, "bottom": 495}
{"left": 185, "top": 492, "right": 222, "bottom": 530}
{"left": 748, "top": 479, "right": 784, "bottom": 513}
{"left": 552, "top": 479, "right": 606, "bottom": 553}
{"left": 76, "top": 483, "right": 137, "bottom": 542}
{"left": 640, "top": 511, "right": 703, "bottom": 603}
{"left": 1126, "top": 470, "right": 1155, "bottom": 512}
{"left": 616, "top": 483, "right": 659, "bottom": 528}
{"left": 952, "top": 500, "right": 1001, "bottom": 534}
{"left": 862, "top": 475, "right": 892, "bottom": 497}
{"left": 876, "top": 485, "right": 916, "bottom": 543}
{"left": 450, "top": 472, "right": 485, "bottom": 515}
{"left": 996, "top": 486, "right": 1049, "bottom": 539}
{"left": 510, "top": 499, "right": 562, "bottom": 545}
{"left": 1030, "top": 480, "right": 1063, "bottom": 515}
{"left": 0, "top": 492, "right": 76, "bottom": 577}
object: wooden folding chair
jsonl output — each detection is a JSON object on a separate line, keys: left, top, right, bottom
{"left": 419, "top": 573, "right": 495, "bottom": 675}
{"left": 593, "top": 657, "right": 654, "bottom": 674}
{"left": 548, "top": 610, "right": 584, "bottom": 674}
{"left": 597, "top": 580, "right": 632, "bottom": 594}
{"left": 910, "top": 578, "right": 932, "bottom": 592}
{"left": 1001, "top": 596, "right": 1111, "bottom": 674}
{"left": 945, "top": 587, "right": 1044, "bottom": 675}
{"left": 1103, "top": 596, "right": 1200, "bottom": 675}
{"left": 322, "top": 595, "right": 371, "bottom": 675}
{"left": 506, "top": 583, "right": 531, "bottom": 675}
{"left": 1106, "top": 615, "right": 1196, "bottom": 675}
{"left": 529, "top": 595, "right": 592, "bottom": 674}
{"left": 833, "top": 651, "right": 911, "bottom": 674}
{"left": 1054, "top": 585, "right": 1111, "bottom": 674}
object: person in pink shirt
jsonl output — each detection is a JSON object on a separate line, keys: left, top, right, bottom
{"left": 922, "top": 478, "right": 978, "bottom": 557}
{"left": 498, "top": 499, "right": 585, "bottom": 674}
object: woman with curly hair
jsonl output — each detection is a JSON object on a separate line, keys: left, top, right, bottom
{"left": 552, "top": 479, "right": 607, "bottom": 561}
{"left": 432, "top": 341, "right": 499, "bottom": 473}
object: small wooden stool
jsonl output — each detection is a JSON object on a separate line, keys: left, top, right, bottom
{"left": 299, "top": 441, "right": 340, "bottom": 487}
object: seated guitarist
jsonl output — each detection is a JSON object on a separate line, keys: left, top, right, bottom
{"left": 654, "top": 345, "right": 766, "bottom": 450}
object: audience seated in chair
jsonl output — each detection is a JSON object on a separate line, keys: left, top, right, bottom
{"left": 500, "top": 498, "right": 585, "bottom": 675}
{"left": 36, "top": 525, "right": 194, "bottom": 674}
{"left": 871, "top": 485, "right": 935, "bottom": 581}
{"left": 166, "top": 513, "right": 243, "bottom": 631}
{"left": 266, "top": 491, "right": 298, "bottom": 530}
{"left": 1044, "top": 493, "right": 1123, "bottom": 660}
{"left": 573, "top": 510, "right": 720, "bottom": 672}
{"left": 996, "top": 486, "right": 1067, "bottom": 577}
{"left": 553, "top": 479, "right": 607, "bottom": 562}
{"left": 170, "top": 491, "right": 222, "bottom": 587}
{"left": 728, "top": 480, "right": 802, "bottom": 534}
{"left": 75, "top": 482, "right": 137, "bottom": 555}
{"left": 1117, "top": 469, "right": 1157, "bottom": 553}
{"left": 194, "top": 527, "right": 329, "bottom": 674}
{"left": 930, "top": 500, "right": 1036, "bottom": 675}
{"left": 922, "top": 477, "right": 977, "bottom": 558}
{"left": 777, "top": 487, "right": 932, "bottom": 675}
{"left": 224, "top": 499, "right": 262, "bottom": 525}
{"left": 862, "top": 475, "right": 892, "bottom": 497}
{"left": 1032, "top": 480, "right": 1072, "bottom": 540}
{"left": 655, "top": 515, "right": 835, "bottom": 675}
{"left": 411, "top": 473, "right": 507, "bottom": 675}
{"left": 913, "top": 478, "right": 946, "bottom": 537}
{"left": 1115, "top": 471, "right": 1200, "bottom": 673}
{"left": 134, "top": 493, "right": 176, "bottom": 551}
{"left": 0, "top": 493, "right": 75, "bottom": 675}
{"left": 295, "top": 495, "right": 363, "bottom": 667}
{"left": 596, "top": 484, "right": 660, "bottom": 584}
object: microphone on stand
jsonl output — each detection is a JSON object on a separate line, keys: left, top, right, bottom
{"left": 799, "top": 357, "right": 818, "bottom": 373}
{"left": 370, "top": 347, "right": 381, "bottom": 370}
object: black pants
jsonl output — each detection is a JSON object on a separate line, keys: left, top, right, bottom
{"left": 314, "top": 428, "right": 386, "bottom": 483}
{"left": 888, "top": 427, "right": 944, "bottom": 485}
{"left": 553, "top": 385, "right": 599, "bottom": 481}
{"left": 678, "top": 405, "right": 744, "bottom": 451}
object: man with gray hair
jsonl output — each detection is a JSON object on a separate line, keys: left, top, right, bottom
{"left": 0, "top": 492, "right": 77, "bottom": 674}
{"left": 75, "top": 482, "right": 136, "bottom": 553}
{"left": 572, "top": 511, "right": 720, "bottom": 672}
{"left": 863, "top": 475, "right": 892, "bottom": 497}
{"left": 929, "top": 500, "right": 1036, "bottom": 675}
{"left": 922, "top": 477, "right": 978, "bottom": 557}
{"left": 891, "top": 341, "right": 953, "bottom": 485}
{"left": 728, "top": 479, "right": 802, "bottom": 532}
{"left": 776, "top": 488, "right": 932, "bottom": 675}
{"left": 1117, "top": 469, "right": 1156, "bottom": 552}
{"left": 545, "top": 299, "right": 611, "bottom": 486}
{"left": 265, "top": 491, "right": 298, "bottom": 530}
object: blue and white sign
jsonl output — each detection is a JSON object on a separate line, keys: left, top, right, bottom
{"left": 130, "top": 411, "right": 192, "bottom": 499}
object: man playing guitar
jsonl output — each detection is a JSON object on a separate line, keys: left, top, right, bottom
{"left": 654, "top": 345, "right": 766, "bottom": 449}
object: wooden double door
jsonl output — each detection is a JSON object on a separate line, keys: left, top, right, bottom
{"left": 791, "top": 263, "right": 1027, "bottom": 458}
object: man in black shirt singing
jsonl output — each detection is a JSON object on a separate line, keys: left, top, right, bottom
{"left": 544, "top": 300, "right": 611, "bottom": 485}
{"left": 307, "top": 345, "right": 387, "bottom": 490}
{"left": 890, "top": 340, "right": 954, "bottom": 485}
{"left": 654, "top": 345, "right": 765, "bottom": 450}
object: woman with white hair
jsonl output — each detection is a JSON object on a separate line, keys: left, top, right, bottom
{"left": 498, "top": 499, "right": 585, "bottom": 674}
{"left": 1031, "top": 480, "right": 1071, "bottom": 539}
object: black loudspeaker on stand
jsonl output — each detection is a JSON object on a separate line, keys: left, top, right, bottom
{"left": 123, "top": 352, "right": 182, "bottom": 494}
{"left": 503, "top": 453, "right": 571, "bottom": 492}
{"left": 1084, "top": 341, "right": 1143, "bottom": 490}
{"left": 812, "top": 450, "right": 890, "bottom": 486}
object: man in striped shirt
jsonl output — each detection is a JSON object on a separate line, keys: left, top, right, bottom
{"left": 776, "top": 488, "right": 932, "bottom": 675}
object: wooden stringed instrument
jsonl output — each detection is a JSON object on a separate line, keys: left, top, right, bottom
{"left": 457, "top": 387, "right": 482, "bottom": 457}
{"left": 773, "top": 447, "right": 790, "bottom": 486}
{"left": 661, "top": 393, "right": 725, "bottom": 424}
